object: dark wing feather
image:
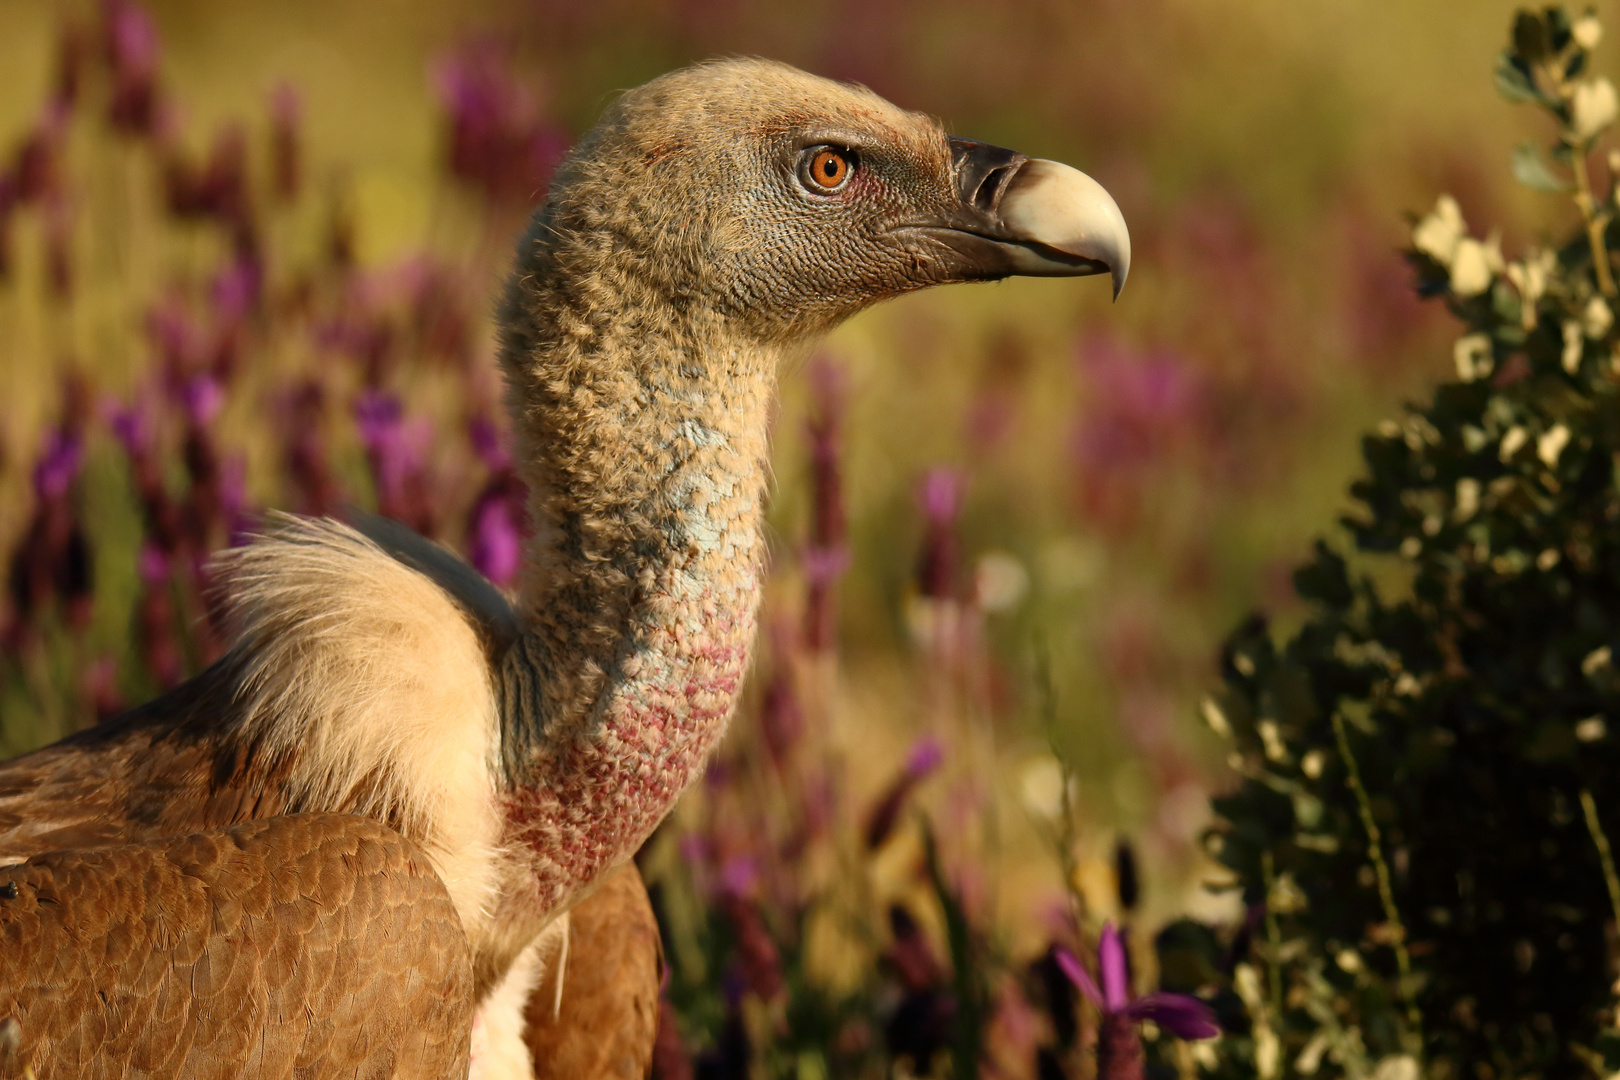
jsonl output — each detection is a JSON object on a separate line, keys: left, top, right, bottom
{"left": 0, "top": 662, "right": 296, "bottom": 863}
{"left": 0, "top": 813, "right": 472, "bottom": 1080}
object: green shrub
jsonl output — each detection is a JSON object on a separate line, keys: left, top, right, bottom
{"left": 1196, "top": 7, "right": 1620, "bottom": 1076}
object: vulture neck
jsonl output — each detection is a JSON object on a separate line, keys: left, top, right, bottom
{"left": 495, "top": 233, "right": 778, "bottom": 911}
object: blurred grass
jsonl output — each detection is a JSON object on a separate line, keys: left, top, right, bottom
{"left": 0, "top": 0, "right": 1607, "bottom": 947}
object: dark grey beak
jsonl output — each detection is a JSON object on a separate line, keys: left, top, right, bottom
{"left": 927, "top": 137, "right": 1132, "bottom": 299}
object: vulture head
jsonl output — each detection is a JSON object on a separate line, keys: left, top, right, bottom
{"left": 504, "top": 58, "right": 1129, "bottom": 351}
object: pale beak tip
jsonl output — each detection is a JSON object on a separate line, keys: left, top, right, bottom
{"left": 999, "top": 158, "right": 1131, "bottom": 296}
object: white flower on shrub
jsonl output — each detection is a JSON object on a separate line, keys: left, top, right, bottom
{"left": 1538, "top": 423, "right": 1570, "bottom": 467}
{"left": 1575, "top": 12, "right": 1603, "bottom": 50}
{"left": 1506, "top": 248, "right": 1557, "bottom": 326}
{"left": 1412, "top": 194, "right": 1465, "bottom": 264}
{"left": 1584, "top": 294, "right": 1614, "bottom": 338}
{"left": 1373, "top": 1056, "right": 1421, "bottom": 1080}
{"left": 1451, "top": 236, "right": 1502, "bottom": 296}
{"left": 1500, "top": 425, "right": 1528, "bottom": 461}
{"left": 1572, "top": 76, "right": 1619, "bottom": 142}
{"left": 1564, "top": 319, "right": 1586, "bottom": 372}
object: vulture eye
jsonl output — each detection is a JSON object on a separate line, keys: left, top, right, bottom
{"left": 799, "top": 146, "right": 856, "bottom": 194}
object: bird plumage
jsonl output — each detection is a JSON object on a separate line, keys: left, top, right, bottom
{"left": 0, "top": 814, "right": 473, "bottom": 1080}
{"left": 524, "top": 864, "right": 661, "bottom": 1080}
{"left": 0, "top": 57, "right": 1128, "bottom": 1078}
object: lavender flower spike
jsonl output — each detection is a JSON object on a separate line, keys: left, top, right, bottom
{"left": 32, "top": 430, "right": 83, "bottom": 500}
{"left": 1055, "top": 923, "right": 1219, "bottom": 1041}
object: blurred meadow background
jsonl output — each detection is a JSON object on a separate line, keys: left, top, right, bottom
{"left": 0, "top": 0, "right": 1613, "bottom": 1075}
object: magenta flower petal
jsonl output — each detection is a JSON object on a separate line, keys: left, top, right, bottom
{"left": 468, "top": 415, "right": 510, "bottom": 470}
{"left": 1098, "top": 922, "right": 1129, "bottom": 1012}
{"left": 719, "top": 855, "right": 758, "bottom": 898}
{"left": 32, "top": 430, "right": 82, "bottom": 498}
{"left": 1124, "top": 993, "right": 1221, "bottom": 1040}
{"left": 917, "top": 466, "right": 961, "bottom": 524}
{"left": 467, "top": 494, "right": 522, "bottom": 586}
{"left": 1054, "top": 947, "right": 1106, "bottom": 1011}
{"left": 180, "top": 374, "right": 224, "bottom": 426}
{"left": 904, "top": 735, "right": 944, "bottom": 779}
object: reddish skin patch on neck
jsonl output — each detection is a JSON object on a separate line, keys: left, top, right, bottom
{"left": 501, "top": 585, "right": 756, "bottom": 914}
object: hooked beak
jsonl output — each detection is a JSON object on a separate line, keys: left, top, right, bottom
{"left": 904, "top": 137, "right": 1131, "bottom": 300}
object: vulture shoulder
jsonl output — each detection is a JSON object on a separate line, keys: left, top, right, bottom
{"left": 0, "top": 514, "right": 512, "bottom": 937}
{"left": 0, "top": 812, "right": 474, "bottom": 1080}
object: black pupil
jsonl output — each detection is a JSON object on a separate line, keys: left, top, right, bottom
{"left": 821, "top": 155, "right": 839, "bottom": 180}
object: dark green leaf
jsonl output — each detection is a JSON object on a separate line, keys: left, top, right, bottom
{"left": 1513, "top": 11, "right": 1550, "bottom": 63}
{"left": 1495, "top": 52, "right": 1543, "bottom": 104}
{"left": 1547, "top": 5, "right": 1573, "bottom": 51}
{"left": 1513, "top": 143, "right": 1571, "bottom": 191}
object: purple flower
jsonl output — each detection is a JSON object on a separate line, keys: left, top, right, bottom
{"left": 148, "top": 298, "right": 204, "bottom": 371}
{"left": 104, "top": 0, "right": 160, "bottom": 135}
{"left": 718, "top": 855, "right": 759, "bottom": 899}
{"left": 107, "top": 394, "right": 154, "bottom": 455}
{"left": 354, "top": 391, "right": 434, "bottom": 528}
{"left": 13, "top": 103, "right": 68, "bottom": 206}
{"left": 32, "top": 430, "right": 82, "bottom": 499}
{"left": 918, "top": 467, "right": 961, "bottom": 525}
{"left": 430, "top": 40, "right": 566, "bottom": 205}
{"left": 468, "top": 415, "right": 510, "bottom": 470}
{"left": 905, "top": 734, "right": 945, "bottom": 778}
{"left": 758, "top": 639, "right": 802, "bottom": 768}
{"left": 106, "top": 0, "right": 158, "bottom": 81}
{"left": 353, "top": 388, "right": 403, "bottom": 444}
{"left": 1071, "top": 336, "right": 1206, "bottom": 475}
{"left": 466, "top": 489, "right": 522, "bottom": 586}
{"left": 1056, "top": 924, "right": 1219, "bottom": 1041}
{"left": 801, "top": 545, "right": 849, "bottom": 585}
{"left": 677, "top": 833, "right": 708, "bottom": 865}
{"left": 210, "top": 256, "right": 260, "bottom": 321}
{"left": 219, "top": 452, "right": 251, "bottom": 544}
{"left": 178, "top": 374, "right": 224, "bottom": 427}
{"left": 136, "top": 542, "right": 169, "bottom": 586}
{"left": 801, "top": 354, "right": 846, "bottom": 649}
{"left": 915, "top": 467, "right": 963, "bottom": 601}
{"left": 863, "top": 735, "right": 946, "bottom": 850}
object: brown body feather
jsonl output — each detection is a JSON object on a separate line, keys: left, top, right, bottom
{"left": 526, "top": 864, "right": 661, "bottom": 1079}
{"left": 0, "top": 668, "right": 293, "bottom": 859}
{"left": 0, "top": 813, "right": 473, "bottom": 1080}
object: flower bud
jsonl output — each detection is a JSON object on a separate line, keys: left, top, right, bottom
{"left": 1572, "top": 77, "right": 1619, "bottom": 143}
{"left": 1448, "top": 238, "right": 1494, "bottom": 297}
{"left": 1537, "top": 424, "right": 1570, "bottom": 468}
{"left": 1574, "top": 12, "right": 1603, "bottom": 51}
{"left": 1412, "top": 195, "right": 1465, "bottom": 265}
{"left": 1564, "top": 319, "right": 1585, "bottom": 373}
{"left": 1584, "top": 295, "right": 1614, "bottom": 338}
{"left": 1505, "top": 248, "right": 1556, "bottom": 328}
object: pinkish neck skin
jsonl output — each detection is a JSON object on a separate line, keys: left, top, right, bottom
{"left": 496, "top": 347, "right": 778, "bottom": 916}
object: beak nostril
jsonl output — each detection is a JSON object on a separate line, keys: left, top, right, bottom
{"left": 948, "top": 137, "right": 1027, "bottom": 219}
{"left": 972, "top": 164, "right": 1019, "bottom": 216}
